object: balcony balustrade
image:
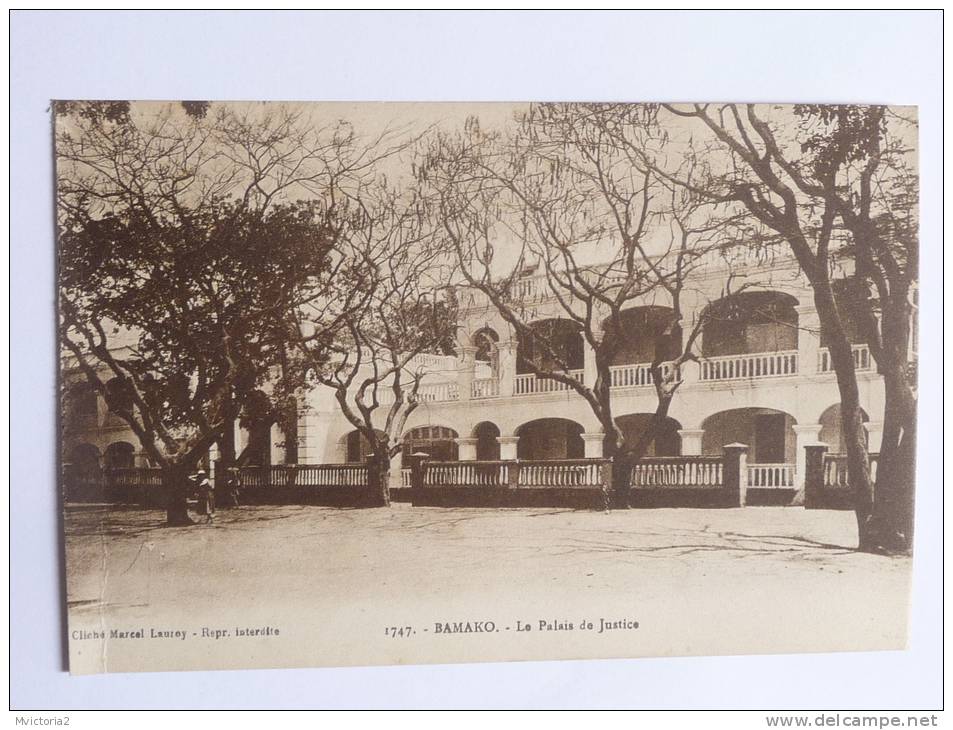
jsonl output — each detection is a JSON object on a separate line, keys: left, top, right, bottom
{"left": 471, "top": 377, "right": 500, "bottom": 399}
{"left": 609, "top": 361, "right": 674, "bottom": 389}
{"left": 699, "top": 350, "right": 798, "bottom": 382}
{"left": 514, "top": 369, "right": 584, "bottom": 395}
{"left": 817, "top": 344, "right": 872, "bottom": 374}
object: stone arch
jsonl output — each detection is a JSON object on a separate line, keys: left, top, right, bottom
{"left": 103, "top": 441, "right": 136, "bottom": 469}
{"left": 603, "top": 306, "right": 681, "bottom": 366}
{"left": 472, "top": 327, "right": 501, "bottom": 379}
{"left": 472, "top": 421, "right": 501, "bottom": 461}
{"left": 516, "top": 418, "right": 585, "bottom": 460}
{"left": 702, "top": 290, "right": 800, "bottom": 357}
{"left": 818, "top": 404, "right": 870, "bottom": 453}
{"left": 517, "top": 318, "right": 584, "bottom": 374}
{"left": 702, "top": 407, "right": 798, "bottom": 464}
{"left": 68, "top": 442, "right": 101, "bottom": 470}
{"left": 65, "top": 381, "right": 99, "bottom": 429}
{"left": 615, "top": 413, "right": 683, "bottom": 457}
{"left": 402, "top": 425, "right": 459, "bottom": 462}
{"left": 343, "top": 429, "right": 388, "bottom": 463}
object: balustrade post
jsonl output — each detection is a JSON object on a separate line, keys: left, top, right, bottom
{"left": 804, "top": 443, "right": 828, "bottom": 509}
{"left": 793, "top": 424, "right": 823, "bottom": 491}
{"left": 722, "top": 443, "right": 749, "bottom": 507}
{"left": 508, "top": 460, "right": 520, "bottom": 490}
{"left": 410, "top": 456, "right": 427, "bottom": 503}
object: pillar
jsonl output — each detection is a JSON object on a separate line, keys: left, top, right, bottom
{"left": 723, "top": 443, "right": 749, "bottom": 507}
{"left": 498, "top": 340, "right": 518, "bottom": 397}
{"left": 678, "top": 429, "right": 705, "bottom": 456}
{"left": 864, "top": 421, "right": 884, "bottom": 453}
{"left": 795, "top": 303, "right": 821, "bottom": 374}
{"left": 497, "top": 435, "right": 519, "bottom": 460}
{"left": 456, "top": 437, "right": 478, "bottom": 461}
{"left": 269, "top": 423, "right": 283, "bottom": 466}
{"left": 804, "top": 443, "right": 829, "bottom": 509}
{"left": 583, "top": 337, "right": 600, "bottom": 388}
{"left": 582, "top": 432, "right": 604, "bottom": 458}
{"left": 793, "top": 424, "right": 823, "bottom": 490}
{"left": 458, "top": 345, "right": 477, "bottom": 402}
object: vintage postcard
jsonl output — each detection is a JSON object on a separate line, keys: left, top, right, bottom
{"left": 57, "top": 101, "right": 917, "bottom": 674}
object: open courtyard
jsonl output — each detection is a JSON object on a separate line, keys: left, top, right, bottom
{"left": 64, "top": 503, "right": 911, "bottom": 674}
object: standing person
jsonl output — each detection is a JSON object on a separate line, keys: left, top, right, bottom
{"left": 225, "top": 468, "right": 242, "bottom": 508}
{"left": 194, "top": 469, "right": 215, "bottom": 524}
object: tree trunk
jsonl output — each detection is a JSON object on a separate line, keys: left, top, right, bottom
{"left": 366, "top": 453, "right": 391, "bottom": 508}
{"left": 812, "top": 286, "right": 876, "bottom": 550}
{"left": 164, "top": 463, "right": 194, "bottom": 526}
{"left": 866, "top": 356, "right": 917, "bottom": 552}
{"left": 608, "top": 394, "right": 675, "bottom": 509}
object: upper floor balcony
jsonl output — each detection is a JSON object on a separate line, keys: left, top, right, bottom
{"left": 356, "top": 289, "right": 881, "bottom": 407}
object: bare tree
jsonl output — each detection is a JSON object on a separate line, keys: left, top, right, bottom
{"left": 424, "top": 104, "right": 751, "bottom": 501}
{"left": 288, "top": 183, "right": 457, "bottom": 506}
{"left": 645, "top": 103, "right": 917, "bottom": 552}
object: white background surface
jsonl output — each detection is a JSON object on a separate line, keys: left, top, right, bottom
{"left": 9, "top": 9, "right": 943, "bottom": 710}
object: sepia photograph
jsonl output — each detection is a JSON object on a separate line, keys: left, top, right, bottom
{"left": 56, "top": 99, "right": 919, "bottom": 675}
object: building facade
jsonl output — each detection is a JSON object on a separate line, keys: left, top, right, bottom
{"left": 63, "top": 251, "right": 893, "bottom": 496}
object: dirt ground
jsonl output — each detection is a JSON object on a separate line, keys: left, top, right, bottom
{"left": 64, "top": 503, "right": 912, "bottom": 675}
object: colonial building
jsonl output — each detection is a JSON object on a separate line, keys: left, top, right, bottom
{"left": 63, "top": 247, "right": 901, "bottom": 497}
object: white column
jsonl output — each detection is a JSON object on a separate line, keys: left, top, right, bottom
{"left": 864, "top": 421, "right": 884, "bottom": 453}
{"left": 796, "top": 303, "right": 821, "bottom": 374}
{"left": 583, "top": 337, "right": 600, "bottom": 388}
{"left": 498, "top": 340, "right": 518, "bottom": 397}
{"left": 236, "top": 426, "right": 250, "bottom": 456}
{"left": 269, "top": 423, "right": 282, "bottom": 466}
{"left": 793, "top": 424, "right": 824, "bottom": 490}
{"left": 678, "top": 429, "right": 705, "bottom": 456}
{"left": 582, "top": 432, "right": 604, "bottom": 458}
{"left": 455, "top": 436, "right": 478, "bottom": 461}
{"left": 458, "top": 346, "right": 477, "bottom": 402}
{"left": 497, "top": 435, "right": 519, "bottom": 460}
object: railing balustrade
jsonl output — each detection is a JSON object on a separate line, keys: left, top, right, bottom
{"left": 700, "top": 350, "right": 798, "bottom": 381}
{"left": 747, "top": 463, "right": 795, "bottom": 488}
{"left": 378, "top": 380, "right": 459, "bottom": 405}
{"left": 471, "top": 377, "right": 500, "bottom": 399}
{"left": 817, "top": 344, "right": 873, "bottom": 374}
{"left": 629, "top": 457, "right": 723, "bottom": 488}
{"left": 514, "top": 369, "right": 584, "bottom": 395}
{"left": 423, "top": 461, "right": 511, "bottom": 487}
{"left": 822, "top": 453, "right": 879, "bottom": 488}
{"left": 239, "top": 464, "right": 368, "bottom": 488}
{"left": 517, "top": 459, "right": 605, "bottom": 488}
{"left": 401, "top": 468, "right": 413, "bottom": 488}
{"left": 609, "top": 361, "right": 674, "bottom": 389}
{"left": 106, "top": 467, "right": 164, "bottom": 489}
